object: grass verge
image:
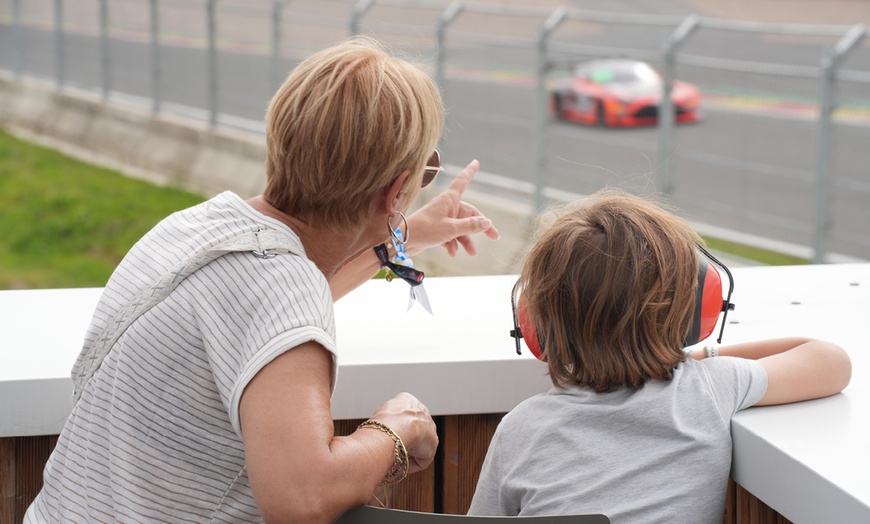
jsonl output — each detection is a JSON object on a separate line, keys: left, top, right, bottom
{"left": 703, "top": 236, "right": 808, "bottom": 266}
{"left": 0, "top": 128, "right": 205, "bottom": 290}
{"left": 0, "top": 127, "right": 807, "bottom": 290}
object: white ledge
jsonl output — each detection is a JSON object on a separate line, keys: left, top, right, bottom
{"left": 1, "top": 267, "right": 868, "bottom": 523}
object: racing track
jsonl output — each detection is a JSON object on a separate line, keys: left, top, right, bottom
{"left": 442, "top": 74, "right": 870, "bottom": 260}
{"left": 0, "top": 17, "right": 868, "bottom": 260}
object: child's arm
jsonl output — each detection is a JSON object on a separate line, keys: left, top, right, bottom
{"left": 691, "top": 338, "right": 852, "bottom": 406}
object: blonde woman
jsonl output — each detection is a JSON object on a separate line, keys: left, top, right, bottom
{"left": 27, "top": 38, "right": 498, "bottom": 524}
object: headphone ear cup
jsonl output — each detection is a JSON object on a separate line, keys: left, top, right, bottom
{"left": 688, "top": 252, "right": 725, "bottom": 346}
{"left": 517, "top": 294, "right": 546, "bottom": 361}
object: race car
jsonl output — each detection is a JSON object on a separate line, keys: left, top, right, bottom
{"left": 550, "top": 58, "right": 702, "bottom": 127}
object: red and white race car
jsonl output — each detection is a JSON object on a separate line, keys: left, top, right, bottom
{"left": 550, "top": 59, "right": 702, "bottom": 127}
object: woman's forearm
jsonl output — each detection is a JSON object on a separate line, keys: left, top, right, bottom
{"left": 242, "top": 346, "right": 435, "bottom": 523}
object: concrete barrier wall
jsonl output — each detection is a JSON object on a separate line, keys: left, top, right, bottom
{"left": 0, "top": 76, "right": 534, "bottom": 277}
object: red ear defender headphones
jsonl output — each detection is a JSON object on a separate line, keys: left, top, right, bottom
{"left": 510, "top": 244, "right": 735, "bottom": 361}
{"left": 510, "top": 285, "right": 544, "bottom": 359}
{"left": 689, "top": 245, "right": 735, "bottom": 347}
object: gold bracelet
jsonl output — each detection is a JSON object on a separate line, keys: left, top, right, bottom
{"left": 358, "top": 419, "right": 409, "bottom": 484}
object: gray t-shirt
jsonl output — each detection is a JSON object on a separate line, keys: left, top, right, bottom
{"left": 468, "top": 357, "right": 767, "bottom": 523}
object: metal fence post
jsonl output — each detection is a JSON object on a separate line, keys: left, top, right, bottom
{"left": 53, "top": 0, "right": 65, "bottom": 88}
{"left": 435, "top": 1, "right": 463, "bottom": 92}
{"left": 812, "top": 24, "right": 866, "bottom": 263}
{"left": 533, "top": 7, "right": 567, "bottom": 211}
{"left": 207, "top": 0, "right": 219, "bottom": 127}
{"left": 270, "top": 0, "right": 291, "bottom": 91}
{"left": 349, "top": 0, "right": 374, "bottom": 36}
{"left": 99, "top": 0, "right": 110, "bottom": 100}
{"left": 657, "top": 15, "right": 698, "bottom": 196}
{"left": 150, "top": 0, "right": 161, "bottom": 113}
{"left": 12, "top": 0, "right": 22, "bottom": 78}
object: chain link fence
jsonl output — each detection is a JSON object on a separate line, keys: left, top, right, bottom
{"left": 0, "top": 0, "right": 868, "bottom": 262}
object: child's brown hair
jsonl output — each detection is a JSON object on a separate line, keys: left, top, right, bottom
{"left": 519, "top": 189, "right": 703, "bottom": 392}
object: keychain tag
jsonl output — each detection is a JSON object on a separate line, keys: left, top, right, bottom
{"left": 373, "top": 228, "right": 433, "bottom": 315}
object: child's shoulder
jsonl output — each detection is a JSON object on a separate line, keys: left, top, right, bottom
{"left": 503, "top": 390, "right": 559, "bottom": 420}
{"left": 502, "top": 387, "right": 592, "bottom": 426}
{"left": 687, "top": 354, "right": 766, "bottom": 377}
{"left": 680, "top": 355, "right": 769, "bottom": 411}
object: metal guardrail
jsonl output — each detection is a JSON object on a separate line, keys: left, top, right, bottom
{"left": 0, "top": 0, "right": 868, "bottom": 263}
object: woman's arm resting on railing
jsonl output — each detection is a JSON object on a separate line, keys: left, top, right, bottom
{"left": 239, "top": 342, "right": 438, "bottom": 524}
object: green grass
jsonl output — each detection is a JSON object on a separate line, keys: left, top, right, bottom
{"left": 0, "top": 128, "right": 205, "bottom": 290}
{"left": 703, "top": 236, "right": 808, "bottom": 266}
{"left": 0, "top": 127, "right": 807, "bottom": 291}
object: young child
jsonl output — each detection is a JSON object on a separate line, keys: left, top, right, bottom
{"left": 467, "top": 189, "right": 851, "bottom": 523}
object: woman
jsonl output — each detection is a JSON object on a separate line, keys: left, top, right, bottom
{"left": 26, "top": 37, "right": 499, "bottom": 523}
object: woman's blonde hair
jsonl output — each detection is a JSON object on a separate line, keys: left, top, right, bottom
{"left": 264, "top": 37, "right": 444, "bottom": 229}
{"left": 519, "top": 189, "right": 703, "bottom": 392}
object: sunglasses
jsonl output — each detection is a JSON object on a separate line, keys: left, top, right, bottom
{"left": 421, "top": 150, "right": 443, "bottom": 188}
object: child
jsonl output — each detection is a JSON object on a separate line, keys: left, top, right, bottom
{"left": 467, "top": 189, "right": 851, "bottom": 523}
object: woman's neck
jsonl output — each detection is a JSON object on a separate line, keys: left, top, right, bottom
{"left": 246, "top": 195, "right": 374, "bottom": 280}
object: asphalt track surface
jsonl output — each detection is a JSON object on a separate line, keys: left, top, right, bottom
{"left": 0, "top": 0, "right": 868, "bottom": 260}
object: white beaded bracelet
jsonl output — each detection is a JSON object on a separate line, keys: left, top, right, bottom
{"left": 703, "top": 345, "right": 719, "bottom": 358}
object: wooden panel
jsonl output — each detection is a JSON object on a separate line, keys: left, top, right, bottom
{"left": 440, "top": 413, "right": 505, "bottom": 515}
{"left": 735, "top": 483, "right": 793, "bottom": 524}
{"left": 20, "top": 436, "right": 57, "bottom": 517}
{"left": 723, "top": 479, "right": 736, "bottom": 524}
{"left": 0, "top": 423, "right": 797, "bottom": 524}
{"left": 0, "top": 435, "right": 58, "bottom": 524}
{"left": 0, "top": 438, "right": 14, "bottom": 524}
{"left": 334, "top": 419, "right": 435, "bottom": 512}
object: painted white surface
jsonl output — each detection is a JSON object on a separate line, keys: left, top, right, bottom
{"left": 0, "top": 287, "right": 102, "bottom": 437}
{"left": 330, "top": 275, "right": 552, "bottom": 419}
{"left": 1, "top": 266, "right": 867, "bottom": 523}
{"left": 720, "top": 265, "right": 870, "bottom": 523}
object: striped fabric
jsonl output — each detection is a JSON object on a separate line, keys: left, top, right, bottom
{"left": 25, "top": 192, "right": 337, "bottom": 523}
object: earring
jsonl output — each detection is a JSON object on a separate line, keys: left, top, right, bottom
{"left": 388, "top": 211, "right": 409, "bottom": 245}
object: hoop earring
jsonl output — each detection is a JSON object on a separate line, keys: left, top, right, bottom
{"left": 388, "top": 212, "right": 409, "bottom": 245}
